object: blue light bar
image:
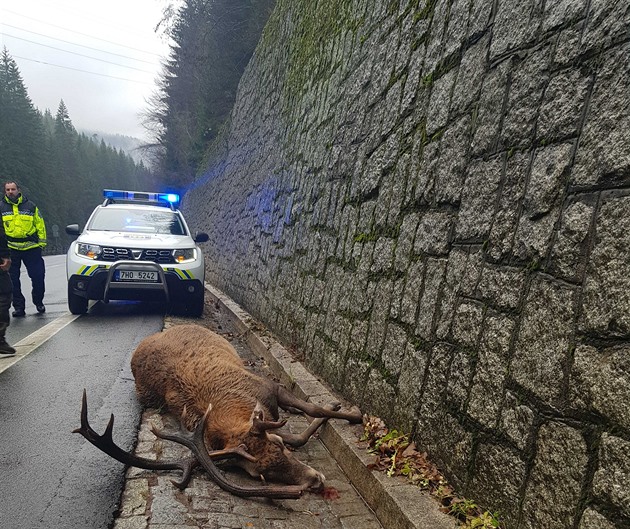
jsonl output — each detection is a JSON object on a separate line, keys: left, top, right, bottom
{"left": 103, "top": 189, "right": 180, "bottom": 205}
{"left": 159, "top": 193, "right": 180, "bottom": 204}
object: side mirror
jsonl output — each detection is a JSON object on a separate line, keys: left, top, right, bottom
{"left": 66, "top": 224, "right": 81, "bottom": 236}
{"left": 194, "top": 231, "right": 209, "bottom": 243}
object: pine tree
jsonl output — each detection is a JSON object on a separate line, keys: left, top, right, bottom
{"left": 0, "top": 47, "right": 46, "bottom": 189}
{"left": 145, "top": 0, "right": 276, "bottom": 186}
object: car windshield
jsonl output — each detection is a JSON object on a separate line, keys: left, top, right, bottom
{"left": 88, "top": 207, "right": 186, "bottom": 235}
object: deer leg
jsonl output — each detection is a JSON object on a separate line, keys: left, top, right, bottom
{"left": 276, "top": 386, "right": 362, "bottom": 424}
{"left": 281, "top": 406, "right": 304, "bottom": 415}
{"left": 278, "top": 418, "right": 328, "bottom": 447}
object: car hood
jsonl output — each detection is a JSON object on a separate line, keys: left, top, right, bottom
{"left": 76, "top": 230, "right": 197, "bottom": 249}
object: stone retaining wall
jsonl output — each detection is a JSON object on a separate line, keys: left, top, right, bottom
{"left": 183, "top": 1, "right": 630, "bottom": 527}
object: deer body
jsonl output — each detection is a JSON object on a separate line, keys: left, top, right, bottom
{"left": 132, "top": 325, "right": 277, "bottom": 443}
{"left": 130, "top": 324, "right": 357, "bottom": 491}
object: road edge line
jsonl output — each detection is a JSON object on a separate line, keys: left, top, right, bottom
{"left": 0, "top": 312, "right": 80, "bottom": 374}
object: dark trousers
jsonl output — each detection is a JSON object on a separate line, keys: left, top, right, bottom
{"left": 9, "top": 247, "right": 45, "bottom": 310}
{"left": 0, "top": 272, "right": 11, "bottom": 339}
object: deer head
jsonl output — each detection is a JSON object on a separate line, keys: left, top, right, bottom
{"left": 227, "top": 404, "right": 325, "bottom": 491}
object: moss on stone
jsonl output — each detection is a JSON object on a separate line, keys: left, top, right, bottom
{"left": 268, "top": 0, "right": 368, "bottom": 101}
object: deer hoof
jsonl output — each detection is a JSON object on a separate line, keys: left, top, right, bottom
{"left": 347, "top": 406, "right": 363, "bottom": 423}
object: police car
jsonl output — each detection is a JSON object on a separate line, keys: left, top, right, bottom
{"left": 65, "top": 189, "right": 208, "bottom": 316}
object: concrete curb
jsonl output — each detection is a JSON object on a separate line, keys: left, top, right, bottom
{"left": 205, "top": 283, "right": 458, "bottom": 529}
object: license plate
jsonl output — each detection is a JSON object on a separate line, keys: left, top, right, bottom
{"left": 116, "top": 270, "right": 158, "bottom": 282}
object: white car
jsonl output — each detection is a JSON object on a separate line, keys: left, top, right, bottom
{"left": 65, "top": 189, "right": 208, "bottom": 316}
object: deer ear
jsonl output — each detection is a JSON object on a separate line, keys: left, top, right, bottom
{"left": 249, "top": 402, "right": 266, "bottom": 434}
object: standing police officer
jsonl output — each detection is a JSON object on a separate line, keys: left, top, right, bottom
{"left": 1, "top": 181, "right": 47, "bottom": 317}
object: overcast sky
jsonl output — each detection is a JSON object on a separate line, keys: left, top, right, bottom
{"left": 0, "top": 0, "right": 173, "bottom": 140}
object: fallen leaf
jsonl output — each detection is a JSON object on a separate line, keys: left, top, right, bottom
{"left": 402, "top": 442, "right": 417, "bottom": 458}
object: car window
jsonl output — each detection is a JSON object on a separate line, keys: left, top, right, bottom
{"left": 88, "top": 208, "right": 186, "bottom": 235}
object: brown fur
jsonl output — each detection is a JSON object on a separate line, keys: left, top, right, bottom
{"left": 131, "top": 324, "right": 324, "bottom": 489}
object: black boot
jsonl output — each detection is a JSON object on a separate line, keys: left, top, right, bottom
{"left": 0, "top": 338, "right": 16, "bottom": 357}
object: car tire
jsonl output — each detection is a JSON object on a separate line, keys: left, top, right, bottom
{"left": 68, "top": 285, "right": 88, "bottom": 314}
{"left": 187, "top": 290, "right": 205, "bottom": 317}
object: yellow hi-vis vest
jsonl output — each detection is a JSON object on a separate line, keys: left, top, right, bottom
{"left": 0, "top": 194, "right": 47, "bottom": 251}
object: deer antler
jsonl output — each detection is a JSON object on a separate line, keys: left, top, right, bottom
{"left": 73, "top": 389, "right": 198, "bottom": 489}
{"left": 154, "top": 403, "right": 304, "bottom": 499}
{"left": 75, "top": 390, "right": 303, "bottom": 498}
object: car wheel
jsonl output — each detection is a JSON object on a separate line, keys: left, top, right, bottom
{"left": 68, "top": 285, "right": 88, "bottom": 314}
{"left": 187, "top": 290, "right": 205, "bottom": 317}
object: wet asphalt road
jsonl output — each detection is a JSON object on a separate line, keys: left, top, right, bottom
{"left": 0, "top": 255, "right": 164, "bottom": 529}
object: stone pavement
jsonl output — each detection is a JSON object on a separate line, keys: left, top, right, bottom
{"left": 112, "top": 284, "right": 457, "bottom": 529}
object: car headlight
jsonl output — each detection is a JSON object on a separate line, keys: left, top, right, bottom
{"left": 173, "top": 248, "right": 197, "bottom": 263}
{"left": 76, "top": 243, "right": 102, "bottom": 259}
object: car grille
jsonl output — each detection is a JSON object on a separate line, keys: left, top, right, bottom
{"left": 101, "top": 247, "right": 176, "bottom": 264}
